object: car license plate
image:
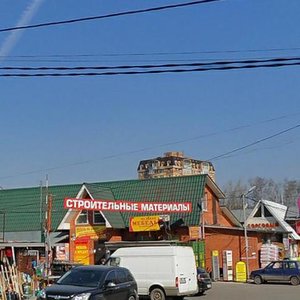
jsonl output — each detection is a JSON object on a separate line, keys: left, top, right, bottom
{"left": 180, "top": 278, "right": 186, "bottom": 284}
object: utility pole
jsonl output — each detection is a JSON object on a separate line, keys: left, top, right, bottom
{"left": 242, "top": 186, "right": 256, "bottom": 281}
{"left": 45, "top": 193, "right": 53, "bottom": 278}
{"left": 44, "top": 175, "right": 53, "bottom": 278}
{"left": 242, "top": 193, "right": 250, "bottom": 280}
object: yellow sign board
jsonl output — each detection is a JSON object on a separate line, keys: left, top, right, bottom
{"left": 129, "top": 215, "right": 160, "bottom": 232}
{"left": 189, "top": 226, "right": 201, "bottom": 240}
{"left": 212, "top": 250, "right": 219, "bottom": 257}
{"left": 74, "top": 243, "right": 89, "bottom": 265}
{"left": 76, "top": 225, "right": 106, "bottom": 239}
{"left": 235, "top": 261, "right": 247, "bottom": 282}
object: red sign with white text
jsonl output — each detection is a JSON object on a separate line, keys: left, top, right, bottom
{"left": 64, "top": 198, "right": 192, "bottom": 213}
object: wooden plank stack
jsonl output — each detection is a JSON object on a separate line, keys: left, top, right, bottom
{"left": 0, "top": 258, "right": 24, "bottom": 300}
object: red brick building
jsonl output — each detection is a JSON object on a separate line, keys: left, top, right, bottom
{"left": 60, "top": 175, "right": 260, "bottom": 279}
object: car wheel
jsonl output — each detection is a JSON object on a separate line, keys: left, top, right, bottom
{"left": 254, "top": 275, "right": 263, "bottom": 285}
{"left": 150, "top": 287, "right": 165, "bottom": 300}
{"left": 128, "top": 296, "right": 136, "bottom": 300}
{"left": 290, "top": 276, "right": 300, "bottom": 286}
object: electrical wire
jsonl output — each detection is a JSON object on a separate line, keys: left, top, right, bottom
{"left": 0, "top": 116, "right": 299, "bottom": 181}
{"left": 2, "top": 46, "right": 300, "bottom": 59}
{"left": 208, "top": 124, "right": 300, "bottom": 161}
{"left": 0, "top": 0, "right": 222, "bottom": 33}
{"left": 1, "top": 56, "right": 300, "bottom": 71}
{"left": 1, "top": 60, "right": 300, "bottom": 77}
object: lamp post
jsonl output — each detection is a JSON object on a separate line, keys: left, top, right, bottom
{"left": 242, "top": 186, "right": 256, "bottom": 280}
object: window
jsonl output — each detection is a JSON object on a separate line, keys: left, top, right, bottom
{"left": 126, "top": 270, "right": 134, "bottom": 282}
{"left": 289, "top": 262, "right": 298, "bottom": 269}
{"left": 93, "top": 211, "right": 105, "bottom": 224}
{"left": 105, "top": 270, "right": 117, "bottom": 284}
{"left": 76, "top": 210, "right": 88, "bottom": 224}
{"left": 202, "top": 193, "right": 208, "bottom": 212}
{"left": 254, "top": 206, "right": 262, "bottom": 217}
{"left": 116, "top": 269, "right": 127, "bottom": 283}
{"left": 271, "top": 262, "right": 283, "bottom": 269}
{"left": 264, "top": 207, "right": 272, "bottom": 217}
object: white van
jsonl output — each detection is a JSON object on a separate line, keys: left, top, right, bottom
{"left": 108, "top": 246, "right": 198, "bottom": 300}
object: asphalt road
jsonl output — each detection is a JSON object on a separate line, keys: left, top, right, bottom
{"left": 186, "top": 281, "right": 300, "bottom": 300}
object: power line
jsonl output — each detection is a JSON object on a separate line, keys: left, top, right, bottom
{"left": 2, "top": 46, "right": 300, "bottom": 58}
{"left": 1, "top": 60, "right": 300, "bottom": 77}
{"left": 0, "top": 114, "right": 299, "bottom": 181}
{"left": 208, "top": 124, "right": 300, "bottom": 161}
{"left": 0, "top": 0, "right": 222, "bottom": 33}
{"left": 1, "top": 58, "right": 300, "bottom": 78}
{"left": 1, "top": 56, "right": 300, "bottom": 71}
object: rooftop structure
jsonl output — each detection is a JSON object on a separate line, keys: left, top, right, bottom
{"left": 137, "top": 151, "right": 215, "bottom": 181}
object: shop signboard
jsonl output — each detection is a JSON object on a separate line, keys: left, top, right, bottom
{"left": 76, "top": 225, "right": 106, "bottom": 239}
{"left": 189, "top": 226, "right": 201, "bottom": 240}
{"left": 235, "top": 261, "right": 247, "bottom": 282}
{"left": 74, "top": 242, "right": 89, "bottom": 265}
{"left": 223, "top": 250, "right": 233, "bottom": 281}
{"left": 247, "top": 222, "right": 279, "bottom": 229}
{"left": 129, "top": 215, "right": 160, "bottom": 232}
{"left": 211, "top": 250, "right": 220, "bottom": 281}
{"left": 283, "top": 237, "right": 290, "bottom": 251}
{"left": 65, "top": 198, "right": 192, "bottom": 213}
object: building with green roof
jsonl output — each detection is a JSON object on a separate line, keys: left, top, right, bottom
{"left": 0, "top": 174, "right": 225, "bottom": 245}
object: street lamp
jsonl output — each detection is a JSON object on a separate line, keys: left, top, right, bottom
{"left": 242, "top": 186, "right": 256, "bottom": 280}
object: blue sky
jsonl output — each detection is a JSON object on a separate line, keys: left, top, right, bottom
{"left": 0, "top": 0, "right": 299, "bottom": 189}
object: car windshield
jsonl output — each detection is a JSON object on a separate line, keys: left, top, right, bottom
{"left": 57, "top": 268, "right": 104, "bottom": 287}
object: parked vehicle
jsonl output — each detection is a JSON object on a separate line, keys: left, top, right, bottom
{"left": 50, "top": 260, "right": 82, "bottom": 278}
{"left": 107, "top": 246, "right": 198, "bottom": 300}
{"left": 250, "top": 260, "right": 300, "bottom": 285}
{"left": 196, "top": 268, "right": 212, "bottom": 295}
{"left": 39, "top": 265, "right": 138, "bottom": 300}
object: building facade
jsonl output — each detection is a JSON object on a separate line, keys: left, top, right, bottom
{"left": 137, "top": 151, "right": 215, "bottom": 181}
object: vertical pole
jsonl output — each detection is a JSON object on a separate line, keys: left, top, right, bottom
{"left": 45, "top": 175, "right": 49, "bottom": 277}
{"left": 2, "top": 212, "right": 5, "bottom": 242}
{"left": 39, "top": 180, "right": 43, "bottom": 236}
{"left": 243, "top": 194, "right": 250, "bottom": 280}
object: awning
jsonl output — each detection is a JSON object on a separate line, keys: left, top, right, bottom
{"left": 0, "top": 242, "right": 45, "bottom": 248}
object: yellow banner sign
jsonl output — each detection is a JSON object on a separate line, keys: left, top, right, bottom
{"left": 76, "top": 225, "right": 106, "bottom": 239}
{"left": 235, "top": 261, "right": 247, "bottom": 282}
{"left": 74, "top": 243, "right": 89, "bottom": 265}
{"left": 189, "top": 226, "right": 201, "bottom": 240}
{"left": 129, "top": 215, "right": 160, "bottom": 232}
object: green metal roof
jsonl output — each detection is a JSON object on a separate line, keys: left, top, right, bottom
{"left": 0, "top": 174, "right": 221, "bottom": 234}
{"left": 85, "top": 174, "right": 208, "bottom": 227}
{"left": 0, "top": 184, "right": 81, "bottom": 232}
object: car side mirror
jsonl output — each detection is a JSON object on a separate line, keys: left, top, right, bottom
{"left": 105, "top": 281, "right": 116, "bottom": 289}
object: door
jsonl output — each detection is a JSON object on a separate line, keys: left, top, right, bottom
{"left": 264, "top": 262, "right": 283, "bottom": 281}
{"left": 115, "top": 268, "right": 133, "bottom": 299}
{"left": 102, "top": 270, "right": 125, "bottom": 300}
{"left": 283, "top": 261, "right": 300, "bottom": 282}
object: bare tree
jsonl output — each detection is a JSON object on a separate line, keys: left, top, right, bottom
{"left": 283, "top": 180, "right": 300, "bottom": 207}
{"left": 223, "top": 180, "right": 247, "bottom": 209}
{"left": 223, "top": 177, "right": 300, "bottom": 209}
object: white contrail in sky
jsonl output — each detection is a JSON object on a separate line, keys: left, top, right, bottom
{"left": 0, "top": 0, "right": 44, "bottom": 62}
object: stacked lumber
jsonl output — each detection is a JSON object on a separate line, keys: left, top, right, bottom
{"left": 0, "top": 258, "right": 24, "bottom": 300}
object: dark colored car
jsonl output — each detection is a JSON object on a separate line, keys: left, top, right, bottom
{"left": 250, "top": 260, "right": 300, "bottom": 285}
{"left": 39, "top": 265, "right": 138, "bottom": 300}
{"left": 51, "top": 261, "right": 83, "bottom": 277}
{"left": 196, "top": 268, "right": 212, "bottom": 295}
